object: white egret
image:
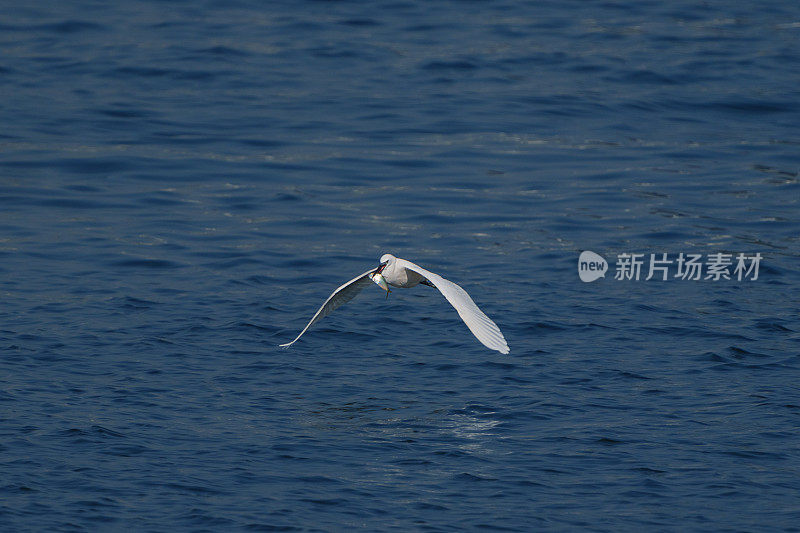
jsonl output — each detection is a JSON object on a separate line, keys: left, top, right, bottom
{"left": 279, "top": 254, "right": 510, "bottom": 354}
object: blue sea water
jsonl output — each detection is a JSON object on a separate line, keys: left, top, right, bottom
{"left": 1, "top": 0, "right": 799, "bottom": 530}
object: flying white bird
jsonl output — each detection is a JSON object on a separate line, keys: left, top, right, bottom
{"left": 279, "top": 254, "right": 510, "bottom": 354}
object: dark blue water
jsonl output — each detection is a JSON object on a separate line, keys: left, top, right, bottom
{"left": 2, "top": 1, "right": 799, "bottom": 530}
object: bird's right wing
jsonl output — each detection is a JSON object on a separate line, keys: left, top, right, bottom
{"left": 397, "top": 258, "right": 510, "bottom": 354}
{"left": 279, "top": 269, "right": 375, "bottom": 347}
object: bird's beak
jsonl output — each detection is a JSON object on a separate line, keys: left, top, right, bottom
{"left": 374, "top": 261, "right": 387, "bottom": 274}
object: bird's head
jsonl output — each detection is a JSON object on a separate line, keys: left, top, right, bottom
{"left": 375, "top": 253, "right": 395, "bottom": 274}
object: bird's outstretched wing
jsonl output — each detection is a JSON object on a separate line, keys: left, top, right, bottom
{"left": 279, "top": 269, "right": 375, "bottom": 347}
{"left": 397, "top": 258, "right": 510, "bottom": 354}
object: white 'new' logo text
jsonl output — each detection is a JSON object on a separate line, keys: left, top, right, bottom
{"left": 579, "top": 251, "right": 607, "bottom": 282}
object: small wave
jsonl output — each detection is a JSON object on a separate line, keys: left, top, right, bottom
{"left": 111, "top": 258, "right": 184, "bottom": 269}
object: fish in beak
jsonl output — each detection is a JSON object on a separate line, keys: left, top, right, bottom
{"left": 370, "top": 265, "right": 391, "bottom": 299}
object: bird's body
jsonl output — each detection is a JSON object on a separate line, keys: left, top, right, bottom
{"left": 279, "top": 254, "right": 510, "bottom": 354}
{"left": 381, "top": 258, "right": 427, "bottom": 288}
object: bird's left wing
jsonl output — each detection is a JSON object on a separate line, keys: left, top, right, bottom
{"left": 279, "top": 269, "right": 376, "bottom": 347}
{"left": 398, "top": 258, "right": 510, "bottom": 354}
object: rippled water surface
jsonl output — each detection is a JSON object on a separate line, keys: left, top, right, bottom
{"left": 2, "top": 1, "right": 799, "bottom": 531}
